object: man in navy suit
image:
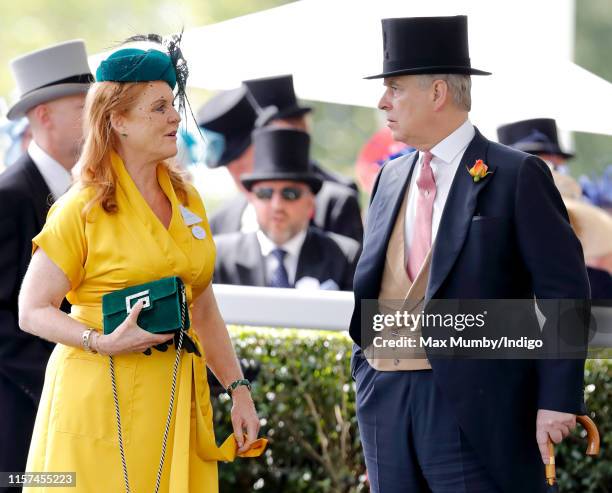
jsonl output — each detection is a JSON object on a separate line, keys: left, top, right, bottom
{"left": 349, "top": 16, "right": 589, "bottom": 493}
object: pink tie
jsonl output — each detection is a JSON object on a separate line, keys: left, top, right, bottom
{"left": 407, "top": 151, "right": 436, "bottom": 281}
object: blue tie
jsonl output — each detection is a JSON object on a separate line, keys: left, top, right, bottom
{"left": 269, "top": 248, "right": 291, "bottom": 288}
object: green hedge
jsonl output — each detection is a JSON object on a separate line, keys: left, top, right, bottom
{"left": 213, "top": 328, "right": 610, "bottom": 493}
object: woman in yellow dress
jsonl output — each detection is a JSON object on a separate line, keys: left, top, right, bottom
{"left": 18, "top": 37, "right": 265, "bottom": 492}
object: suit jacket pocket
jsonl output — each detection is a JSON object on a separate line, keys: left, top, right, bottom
{"left": 471, "top": 215, "right": 511, "bottom": 223}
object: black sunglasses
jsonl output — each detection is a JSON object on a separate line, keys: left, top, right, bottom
{"left": 252, "top": 186, "right": 304, "bottom": 201}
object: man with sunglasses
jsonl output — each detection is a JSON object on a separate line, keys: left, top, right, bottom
{"left": 198, "top": 79, "right": 364, "bottom": 244}
{"left": 214, "top": 127, "right": 360, "bottom": 290}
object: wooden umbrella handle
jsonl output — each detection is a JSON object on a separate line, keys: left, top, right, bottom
{"left": 576, "top": 415, "right": 601, "bottom": 456}
{"left": 545, "top": 414, "right": 600, "bottom": 485}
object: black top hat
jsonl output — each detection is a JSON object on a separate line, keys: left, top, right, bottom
{"left": 240, "top": 128, "right": 323, "bottom": 194}
{"left": 196, "top": 86, "right": 258, "bottom": 168}
{"left": 497, "top": 118, "right": 574, "bottom": 159}
{"left": 243, "top": 74, "right": 312, "bottom": 126}
{"left": 365, "top": 16, "right": 491, "bottom": 79}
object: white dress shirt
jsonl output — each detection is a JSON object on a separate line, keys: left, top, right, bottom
{"left": 404, "top": 120, "right": 475, "bottom": 257}
{"left": 28, "top": 140, "right": 72, "bottom": 200}
{"left": 256, "top": 229, "right": 307, "bottom": 285}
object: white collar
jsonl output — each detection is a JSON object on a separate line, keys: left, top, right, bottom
{"left": 428, "top": 120, "right": 475, "bottom": 164}
{"left": 256, "top": 228, "right": 308, "bottom": 258}
{"left": 28, "top": 140, "right": 73, "bottom": 200}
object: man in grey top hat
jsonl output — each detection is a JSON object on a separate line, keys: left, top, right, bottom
{"left": 0, "top": 39, "right": 92, "bottom": 477}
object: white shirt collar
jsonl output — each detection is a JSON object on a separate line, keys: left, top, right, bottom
{"left": 28, "top": 140, "right": 73, "bottom": 200}
{"left": 256, "top": 228, "right": 308, "bottom": 258}
{"left": 428, "top": 119, "right": 475, "bottom": 164}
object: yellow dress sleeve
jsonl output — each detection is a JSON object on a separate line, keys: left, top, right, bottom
{"left": 32, "top": 187, "right": 90, "bottom": 289}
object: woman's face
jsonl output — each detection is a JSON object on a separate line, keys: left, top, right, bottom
{"left": 113, "top": 81, "right": 181, "bottom": 162}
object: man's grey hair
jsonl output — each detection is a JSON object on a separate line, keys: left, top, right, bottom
{"left": 417, "top": 74, "right": 472, "bottom": 111}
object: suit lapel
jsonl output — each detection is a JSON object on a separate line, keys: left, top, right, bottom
{"left": 22, "top": 153, "right": 54, "bottom": 229}
{"left": 371, "top": 152, "right": 419, "bottom": 256}
{"left": 296, "top": 229, "right": 321, "bottom": 283}
{"left": 236, "top": 233, "right": 266, "bottom": 286}
{"left": 426, "top": 129, "right": 494, "bottom": 301}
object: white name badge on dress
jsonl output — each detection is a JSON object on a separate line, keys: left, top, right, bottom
{"left": 191, "top": 226, "right": 207, "bottom": 240}
{"left": 180, "top": 205, "right": 203, "bottom": 227}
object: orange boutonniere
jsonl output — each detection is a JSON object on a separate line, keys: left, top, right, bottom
{"left": 466, "top": 159, "right": 493, "bottom": 183}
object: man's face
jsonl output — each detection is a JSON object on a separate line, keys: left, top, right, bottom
{"left": 46, "top": 93, "right": 87, "bottom": 160}
{"left": 249, "top": 179, "right": 314, "bottom": 245}
{"left": 378, "top": 75, "right": 432, "bottom": 146}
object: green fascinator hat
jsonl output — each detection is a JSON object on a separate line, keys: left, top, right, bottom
{"left": 96, "top": 48, "right": 177, "bottom": 89}
{"left": 94, "top": 33, "right": 191, "bottom": 116}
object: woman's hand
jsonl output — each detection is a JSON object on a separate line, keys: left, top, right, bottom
{"left": 96, "top": 300, "right": 174, "bottom": 356}
{"left": 230, "top": 386, "right": 261, "bottom": 454}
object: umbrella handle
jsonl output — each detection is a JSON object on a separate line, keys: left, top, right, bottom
{"left": 576, "top": 415, "right": 600, "bottom": 456}
{"left": 545, "top": 414, "right": 600, "bottom": 485}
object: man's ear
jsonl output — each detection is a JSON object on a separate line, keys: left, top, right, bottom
{"left": 30, "top": 104, "right": 50, "bottom": 128}
{"left": 432, "top": 79, "right": 449, "bottom": 111}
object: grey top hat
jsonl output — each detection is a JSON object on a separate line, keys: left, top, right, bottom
{"left": 7, "top": 39, "right": 93, "bottom": 120}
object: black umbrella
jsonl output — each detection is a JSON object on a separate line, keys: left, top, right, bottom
{"left": 545, "top": 415, "right": 600, "bottom": 491}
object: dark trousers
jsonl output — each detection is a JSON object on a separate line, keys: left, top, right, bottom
{"left": 0, "top": 375, "right": 36, "bottom": 493}
{"left": 352, "top": 346, "right": 501, "bottom": 493}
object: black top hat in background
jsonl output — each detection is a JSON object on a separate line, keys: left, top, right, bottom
{"left": 497, "top": 118, "right": 574, "bottom": 159}
{"left": 196, "top": 86, "right": 258, "bottom": 168}
{"left": 365, "top": 15, "right": 491, "bottom": 79}
{"left": 243, "top": 74, "right": 312, "bottom": 126}
{"left": 240, "top": 128, "right": 323, "bottom": 194}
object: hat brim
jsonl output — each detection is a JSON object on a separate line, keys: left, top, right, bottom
{"left": 241, "top": 172, "right": 323, "bottom": 194}
{"left": 274, "top": 106, "right": 312, "bottom": 121}
{"left": 364, "top": 65, "right": 491, "bottom": 80}
{"left": 257, "top": 105, "right": 312, "bottom": 127}
{"left": 7, "top": 82, "right": 91, "bottom": 120}
{"left": 512, "top": 142, "right": 574, "bottom": 160}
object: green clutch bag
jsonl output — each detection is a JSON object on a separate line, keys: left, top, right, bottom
{"left": 102, "top": 276, "right": 190, "bottom": 335}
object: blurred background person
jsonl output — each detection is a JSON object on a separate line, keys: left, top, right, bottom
{"left": 0, "top": 115, "right": 32, "bottom": 169}
{"left": 214, "top": 127, "right": 360, "bottom": 291}
{"left": 245, "top": 74, "right": 363, "bottom": 242}
{"left": 0, "top": 39, "right": 92, "bottom": 480}
{"left": 580, "top": 163, "right": 612, "bottom": 215}
{"left": 497, "top": 118, "right": 574, "bottom": 173}
{"left": 553, "top": 172, "right": 612, "bottom": 300}
{"left": 354, "top": 126, "right": 411, "bottom": 196}
{"left": 198, "top": 81, "right": 364, "bottom": 244}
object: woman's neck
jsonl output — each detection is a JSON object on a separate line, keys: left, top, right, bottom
{"left": 116, "top": 147, "right": 160, "bottom": 197}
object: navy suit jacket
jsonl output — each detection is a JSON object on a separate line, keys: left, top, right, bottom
{"left": 349, "top": 129, "right": 590, "bottom": 493}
